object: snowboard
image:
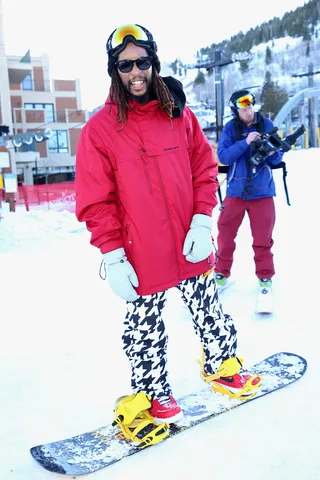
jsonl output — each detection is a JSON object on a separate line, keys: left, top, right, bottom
{"left": 255, "top": 286, "right": 273, "bottom": 314}
{"left": 30, "top": 352, "right": 307, "bottom": 476}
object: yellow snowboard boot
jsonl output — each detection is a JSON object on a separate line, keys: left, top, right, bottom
{"left": 112, "top": 392, "right": 169, "bottom": 448}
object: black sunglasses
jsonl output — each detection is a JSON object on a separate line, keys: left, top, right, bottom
{"left": 116, "top": 56, "right": 152, "bottom": 73}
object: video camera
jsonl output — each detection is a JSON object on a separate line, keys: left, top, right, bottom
{"left": 249, "top": 124, "right": 306, "bottom": 167}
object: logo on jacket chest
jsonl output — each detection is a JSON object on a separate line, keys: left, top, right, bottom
{"left": 164, "top": 145, "right": 180, "bottom": 151}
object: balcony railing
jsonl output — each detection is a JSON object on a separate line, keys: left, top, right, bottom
{"left": 55, "top": 110, "right": 87, "bottom": 123}
{"left": 10, "top": 79, "right": 78, "bottom": 93}
{"left": 12, "top": 108, "right": 88, "bottom": 126}
{"left": 10, "top": 79, "right": 52, "bottom": 92}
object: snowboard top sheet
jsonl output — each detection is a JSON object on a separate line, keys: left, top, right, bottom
{"left": 30, "top": 352, "right": 307, "bottom": 476}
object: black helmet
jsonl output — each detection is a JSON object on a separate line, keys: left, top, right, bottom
{"left": 106, "top": 24, "right": 161, "bottom": 77}
{"left": 229, "top": 89, "right": 256, "bottom": 115}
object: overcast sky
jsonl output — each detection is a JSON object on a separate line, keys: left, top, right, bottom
{"left": 2, "top": 0, "right": 308, "bottom": 110}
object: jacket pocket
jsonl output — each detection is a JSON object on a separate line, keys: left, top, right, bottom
{"left": 227, "top": 162, "right": 237, "bottom": 185}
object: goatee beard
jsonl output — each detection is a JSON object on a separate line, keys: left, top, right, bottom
{"left": 125, "top": 78, "right": 152, "bottom": 104}
{"left": 130, "top": 91, "right": 151, "bottom": 104}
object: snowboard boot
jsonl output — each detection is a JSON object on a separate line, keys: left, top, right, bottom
{"left": 199, "top": 350, "right": 262, "bottom": 400}
{"left": 259, "top": 278, "right": 272, "bottom": 289}
{"left": 150, "top": 395, "right": 183, "bottom": 424}
{"left": 112, "top": 392, "right": 169, "bottom": 448}
{"left": 215, "top": 273, "right": 234, "bottom": 293}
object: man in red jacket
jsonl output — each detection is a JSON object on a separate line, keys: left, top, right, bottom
{"left": 75, "top": 24, "right": 261, "bottom": 439}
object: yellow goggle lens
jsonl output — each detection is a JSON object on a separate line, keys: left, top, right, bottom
{"left": 235, "top": 94, "right": 254, "bottom": 109}
{"left": 112, "top": 24, "right": 148, "bottom": 49}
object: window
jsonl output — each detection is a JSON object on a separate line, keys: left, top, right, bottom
{"left": 44, "top": 104, "right": 55, "bottom": 123}
{"left": 22, "top": 73, "right": 33, "bottom": 90}
{"left": 22, "top": 142, "right": 36, "bottom": 152}
{"left": 32, "top": 166, "right": 75, "bottom": 184}
{"left": 48, "top": 130, "right": 69, "bottom": 154}
{"left": 24, "top": 103, "right": 55, "bottom": 123}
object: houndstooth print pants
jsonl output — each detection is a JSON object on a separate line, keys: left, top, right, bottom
{"left": 122, "top": 269, "right": 237, "bottom": 400}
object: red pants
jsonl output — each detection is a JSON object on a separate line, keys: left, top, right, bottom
{"left": 215, "top": 196, "right": 276, "bottom": 279}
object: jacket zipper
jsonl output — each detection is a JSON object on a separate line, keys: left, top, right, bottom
{"left": 140, "top": 148, "right": 153, "bottom": 194}
{"left": 227, "top": 162, "right": 236, "bottom": 186}
{"left": 153, "top": 157, "right": 180, "bottom": 274}
{"left": 125, "top": 224, "right": 134, "bottom": 263}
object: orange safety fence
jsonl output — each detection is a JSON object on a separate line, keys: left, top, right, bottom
{"left": 17, "top": 182, "right": 76, "bottom": 213}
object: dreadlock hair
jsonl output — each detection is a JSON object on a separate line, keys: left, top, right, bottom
{"left": 109, "top": 68, "right": 175, "bottom": 128}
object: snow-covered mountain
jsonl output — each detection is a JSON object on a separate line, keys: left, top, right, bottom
{"left": 176, "top": 28, "right": 320, "bottom": 109}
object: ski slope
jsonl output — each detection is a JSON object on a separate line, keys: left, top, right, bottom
{"left": 0, "top": 148, "right": 318, "bottom": 480}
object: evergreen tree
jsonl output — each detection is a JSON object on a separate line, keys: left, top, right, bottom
{"left": 239, "top": 60, "right": 249, "bottom": 73}
{"left": 170, "top": 59, "right": 178, "bottom": 75}
{"left": 265, "top": 46, "right": 272, "bottom": 65}
{"left": 302, "top": 19, "right": 311, "bottom": 40}
{"left": 306, "top": 42, "right": 310, "bottom": 57}
{"left": 260, "top": 71, "right": 288, "bottom": 120}
{"left": 193, "top": 70, "right": 206, "bottom": 86}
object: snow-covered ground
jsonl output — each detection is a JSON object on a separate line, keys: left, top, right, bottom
{"left": 0, "top": 148, "right": 319, "bottom": 480}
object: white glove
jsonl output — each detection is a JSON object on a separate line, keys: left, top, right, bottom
{"left": 183, "top": 214, "right": 213, "bottom": 263}
{"left": 103, "top": 248, "right": 139, "bottom": 302}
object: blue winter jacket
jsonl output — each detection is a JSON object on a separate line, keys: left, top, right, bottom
{"left": 217, "top": 114, "right": 284, "bottom": 199}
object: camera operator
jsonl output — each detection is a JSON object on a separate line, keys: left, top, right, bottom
{"left": 215, "top": 89, "right": 284, "bottom": 294}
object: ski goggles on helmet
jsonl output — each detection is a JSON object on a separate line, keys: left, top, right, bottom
{"left": 234, "top": 93, "right": 255, "bottom": 109}
{"left": 106, "top": 24, "right": 156, "bottom": 54}
{"left": 116, "top": 56, "right": 152, "bottom": 73}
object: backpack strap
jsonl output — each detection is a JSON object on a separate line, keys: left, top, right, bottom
{"left": 268, "top": 161, "right": 291, "bottom": 206}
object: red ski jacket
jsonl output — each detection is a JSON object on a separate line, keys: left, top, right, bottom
{"left": 76, "top": 90, "right": 219, "bottom": 295}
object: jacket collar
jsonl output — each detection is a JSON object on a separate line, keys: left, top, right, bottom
{"left": 105, "top": 76, "right": 186, "bottom": 118}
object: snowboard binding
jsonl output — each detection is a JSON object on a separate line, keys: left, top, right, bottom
{"left": 112, "top": 392, "right": 169, "bottom": 448}
{"left": 198, "top": 350, "right": 262, "bottom": 400}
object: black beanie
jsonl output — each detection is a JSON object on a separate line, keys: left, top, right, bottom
{"left": 230, "top": 89, "right": 251, "bottom": 104}
{"left": 229, "top": 89, "right": 255, "bottom": 114}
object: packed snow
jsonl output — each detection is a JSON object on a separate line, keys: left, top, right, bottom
{"left": 0, "top": 148, "right": 319, "bottom": 480}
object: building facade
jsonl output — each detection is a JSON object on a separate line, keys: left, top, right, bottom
{"left": 8, "top": 56, "right": 88, "bottom": 185}
{"left": 5, "top": 53, "right": 88, "bottom": 185}
{"left": 0, "top": 1, "right": 88, "bottom": 186}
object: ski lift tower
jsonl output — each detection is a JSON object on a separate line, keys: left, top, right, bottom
{"left": 189, "top": 50, "right": 252, "bottom": 140}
